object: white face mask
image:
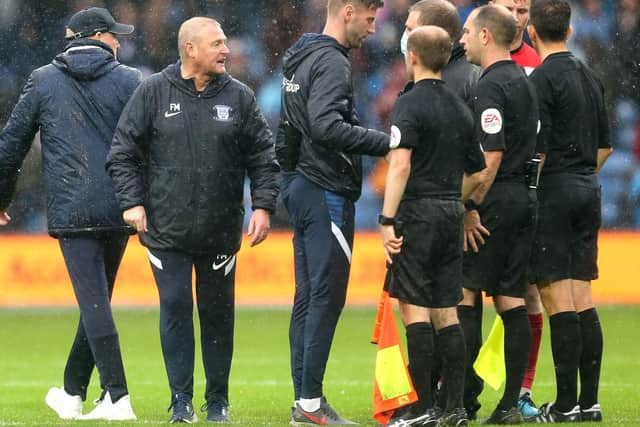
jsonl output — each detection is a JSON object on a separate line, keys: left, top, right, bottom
{"left": 400, "top": 30, "right": 408, "bottom": 56}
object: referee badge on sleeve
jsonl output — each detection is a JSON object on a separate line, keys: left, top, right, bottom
{"left": 481, "top": 108, "right": 503, "bottom": 135}
{"left": 390, "top": 125, "right": 401, "bottom": 149}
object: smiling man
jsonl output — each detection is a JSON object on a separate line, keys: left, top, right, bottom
{"left": 107, "top": 16, "right": 279, "bottom": 424}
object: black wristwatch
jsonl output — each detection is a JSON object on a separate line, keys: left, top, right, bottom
{"left": 378, "top": 214, "right": 396, "bottom": 226}
{"left": 464, "top": 199, "right": 480, "bottom": 212}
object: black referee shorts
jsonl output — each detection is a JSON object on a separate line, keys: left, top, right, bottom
{"left": 463, "top": 182, "right": 534, "bottom": 298}
{"left": 386, "top": 198, "right": 464, "bottom": 308}
{"left": 532, "top": 173, "right": 601, "bottom": 284}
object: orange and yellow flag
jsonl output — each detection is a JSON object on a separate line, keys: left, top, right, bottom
{"left": 371, "top": 291, "right": 418, "bottom": 425}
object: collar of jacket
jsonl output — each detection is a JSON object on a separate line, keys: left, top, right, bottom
{"left": 449, "top": 43, "right": 466, "bottom": 64}
{"left": 63, "top": 38, "right": 115, "bottom": 56}
{"left": 162, "top": 60, "right": 232, "bottom": 98}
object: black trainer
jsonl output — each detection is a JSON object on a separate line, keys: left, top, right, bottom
{"left": 580, "top": 403, "right": 602, "bottom": 422}
{"left": 386, "top": 406, "right": 441, "bottom": 427}
{"left": 203, "top": 400, "right": 230, "bottom": 423}
{"left": 483, "top": 407, "right": 524, "bottom": 424}
{"left": 291, "top": 397, "right": 357, "bottom": 425}
{"left": 535, "top": 403, "right": 581, "bottom": 423}
{"left": 438, "top": 408, "right": 468, "bottom": 426}
{"left": 168, "top": 394, "right": 198, "bottom": 424}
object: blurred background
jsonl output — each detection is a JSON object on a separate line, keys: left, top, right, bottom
{"left": 1, "top": 0, "right": 639, "bottom": 232}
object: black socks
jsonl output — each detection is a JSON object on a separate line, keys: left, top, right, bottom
{"left": 406, "top": 322, "right": 434, "bottom": 411}
{"left": 437, "top": 324, "right": 466, "bottom": 411}
{"left": 549, "top": 311, "right": 581, "bottom": 412}
{"left": 498, "top": 306, "right": 531, "bottom": 411}
{"left": 578, "top": 308, "right": 603, "bottom": 408}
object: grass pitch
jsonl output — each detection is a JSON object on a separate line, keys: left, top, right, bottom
{"left": 0, "top": 306, "right": 638, "bottom": 426}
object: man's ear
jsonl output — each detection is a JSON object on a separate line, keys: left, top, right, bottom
{"left": 566, "top": 25, "right": 572, "bottom": 42}
{"left": 480, "top": 27, "right": 490, "bottom": 45}
{"left": 344, "top": 3, "right": 355, "bottom": 22}
{"left": 527, "top": 24, "right": 537, "bottom": 44}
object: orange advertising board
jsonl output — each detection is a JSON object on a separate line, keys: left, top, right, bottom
{"left": 1, "top": 231, "right": 639, "bottom": 306}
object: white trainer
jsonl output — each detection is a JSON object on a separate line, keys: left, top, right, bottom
{"left": 76, "top": 391, "right": 136, "bottom": 421}
{"left": 45, "top": 387, "right": 83, "bottom": 419}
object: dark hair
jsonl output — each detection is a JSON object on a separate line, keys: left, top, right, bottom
{"left": 408, "top": 26, "right": 452, "bottom": 73}
{"left": 328, "top": 0, "right": 384, "bottom": 14}
{"left": 474, "top": 5, "right": 517, "bottom": 48}
{"left": 530, "top": 0, "right": 571, "bottom": 42}
{"left": 410, "top": 0, "right": 462, "bottom": 40}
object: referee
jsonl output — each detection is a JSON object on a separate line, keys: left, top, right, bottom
{"left": 459, "top": 5, "right": 539, "bottom": 423}
{"left": 527, "top": 0, "right": 612, "bottom": 422}
{"left": 381, "top": 26, "right": 486, "bottom": 427}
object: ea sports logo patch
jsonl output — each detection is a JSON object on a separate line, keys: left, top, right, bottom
{"left": 390, "top": 125, "right": 401, "bottom": 149}
{"left": 213, "top": 104, "right": 233, "bottom": 122}
{"left": 481, "top": 108, "right": 503, "bottom": 135}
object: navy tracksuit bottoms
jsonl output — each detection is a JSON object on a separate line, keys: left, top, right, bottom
{"left": 146, "top": 248, "right": 235, "bottom": 406}
{"left": 58, "top": 233, "right": 129, "bottom": 402}
{"left": 282, "top": 173, "right": 355, "bottom": 400}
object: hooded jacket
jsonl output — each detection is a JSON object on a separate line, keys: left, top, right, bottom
{"left": 276, "top": 34, "right": 389, "bottom": 201}
{"left": 0, "top": 39, "right": 142, "bottom": 237}
{"left": 107, "top": 62, "right": 279, "bottom": 255}
{"left": 442, "top": 43, "right": 482, "bottom": 105}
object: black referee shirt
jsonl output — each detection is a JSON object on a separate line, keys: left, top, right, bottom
{"left": 390, "top": 79, "right": 486, "bottom": 200}
{"left": 471, "top": 60, "right": 539, "bottom": 183}
{"left": 530, "top": 52, "right": 611, "bottom": 176}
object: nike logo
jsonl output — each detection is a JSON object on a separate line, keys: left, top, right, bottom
{"left": 164, "top": 111, "right": 182, "bottom": 118}
{"left": 302, "top": 411, "right": 326, "bottom": 425}
{"left": 212, "top": 256, "right": 232, "bottom": 271}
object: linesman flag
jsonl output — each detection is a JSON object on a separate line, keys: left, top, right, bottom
{"left": 473, "top": 315, "right": 506, "bottom": 390}
{"left": 371, "top": 291, "right": 418, "bottom": 425}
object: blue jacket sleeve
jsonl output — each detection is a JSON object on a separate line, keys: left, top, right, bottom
{"left": 0, "top": 73, "right": 41, "bottom": 210}
{"left": 307, "top": 53, "right": 389, "bottom": 157}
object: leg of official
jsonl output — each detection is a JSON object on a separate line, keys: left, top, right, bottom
{"left": 493, "top": 296, "right": 531, "bottom": 412}
{"left": 573, "top": 280, "right": 602, "bottom": 411}
{"left": 522, "top": 283, "right": 543, "bottom": 397}
{"left": 431, "top": 307, "right": 466, "bottom": 413}
{"left": 538, "top": 279, "right": 581, "bottom": 412}
{"left": 400, "top": 303, "right": 434, "bottom": 413}
{"left": 299, "top": 196, "right": 353, "bottom": 403}
{"left": 457, "top": 288, "right": 483, "bottom": 417}
{"left": 149, "top": 250, "right": 196, "bottom": 400}
{"left": 195, "top": 253, "right": 236, "bottom": 408}
{"left": 290, "top": 230, "right": 311, "bottom": 403}
{"left": 59, "top": 237, "right": 128, "bottom": 402}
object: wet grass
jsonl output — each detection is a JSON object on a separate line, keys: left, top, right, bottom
{"left": 0, "top": 306, "right": 638, "bottom": 426}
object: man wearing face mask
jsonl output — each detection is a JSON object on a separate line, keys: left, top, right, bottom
{"left": 0, "top": 7, "right": 141, "bottom": 421}
{"left": 401, "top": 0, "right": 481, "bottom": 104}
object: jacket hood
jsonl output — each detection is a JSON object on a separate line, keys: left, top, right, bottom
{"left": 449, "top": 43, "right": 467, "bottom": 64}
{"left": 162, "top": 61, "right": 231, "bottom": 98}
{"left": 282, "top": 33, "right": 348, "bottom": 77}
{"left": 52, "top": 39, "right": 118, "bottom": 80}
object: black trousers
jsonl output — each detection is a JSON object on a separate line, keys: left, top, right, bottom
{"left": 59, "top": 234, "right": 129, "bottom": 401}
{"left": 147, "top": 248, "right": 235, "bottom": 405}
{"left": 282, "top": 173, "right": 354, "bottom": 400}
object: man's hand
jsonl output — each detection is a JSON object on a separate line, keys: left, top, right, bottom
{"left": 464, "top": 210, "right": 490, "bottom": 253}
{"left": 0, "top": 211, "right": 11, "bottom": 226}
{"left": 247, "top": 208, "right": 270, "bottom": 247}
{"left": 380, "top": 224, "right": 403, "bottom": 264}
{"left": 123, "top": 205, "right": 147, "bottom": 233}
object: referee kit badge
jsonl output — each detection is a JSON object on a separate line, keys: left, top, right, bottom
{"left": 481, "top": 108, "right": 503, "bottom": 135}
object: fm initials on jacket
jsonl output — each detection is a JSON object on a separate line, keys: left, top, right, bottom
{"left": 164, "top": 103, "right": 181, "bottom": 118}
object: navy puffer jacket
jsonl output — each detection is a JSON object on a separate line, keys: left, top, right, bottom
{"left": 0, "top": 39, "right": 142, "bottom": 237}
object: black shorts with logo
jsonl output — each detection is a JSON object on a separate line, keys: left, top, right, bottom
{"left": 386, "top": 198, "right": 464, "bottom": 308}
{"left": 463, "top": 182, "right": 535, "bottom": 297}
{"left": 532, "top": 173, "right": 601, "bottom": 284}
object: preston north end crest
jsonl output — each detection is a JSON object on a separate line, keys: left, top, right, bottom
{"left": 213, "top": 104, "right": 233, "bottom": 122}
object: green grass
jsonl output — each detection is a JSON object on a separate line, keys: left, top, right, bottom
{"left": 0, "top": 306, "right": 639, "bottom": 426}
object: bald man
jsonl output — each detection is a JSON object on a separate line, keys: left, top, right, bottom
{"left": 107, "top": 17, "right": 279, "bottom": 423}
{"left": 382, "top": 25, "right": 486, "bottom": 427}
{"left": 460, "top": 5, "right": 539, "bottom": 424}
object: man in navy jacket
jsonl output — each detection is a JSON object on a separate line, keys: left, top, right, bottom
{"left": 0, "top": 7, "right": 141, "bottom": 421}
